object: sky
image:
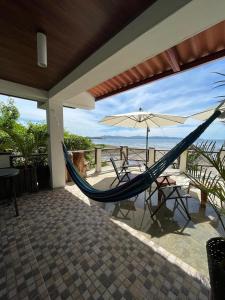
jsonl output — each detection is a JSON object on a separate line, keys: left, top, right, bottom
{"left": 0, "top": 58, "right": 225, "bottom": 140}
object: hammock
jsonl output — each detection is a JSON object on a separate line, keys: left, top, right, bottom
{"left": 63, "top": 110, "right": 221, "bottom": 203}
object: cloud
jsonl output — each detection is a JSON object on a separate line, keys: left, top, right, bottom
{"left": 0, "top": 57, "right": 225, "bottom": 139}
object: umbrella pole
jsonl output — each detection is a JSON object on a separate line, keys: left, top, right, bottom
{"left": 146, "top": 126, "right": 149, "bottom": 166}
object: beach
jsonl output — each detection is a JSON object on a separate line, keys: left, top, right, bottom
{"left": 91, "top": 136, "right": 224, "bottom": 150}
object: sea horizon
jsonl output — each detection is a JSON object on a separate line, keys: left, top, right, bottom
{"left": 91, "top": 136, "right": 225, "bottom": 150}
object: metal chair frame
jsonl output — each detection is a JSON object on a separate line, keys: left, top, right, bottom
{"left": 110, "top": 157, "right": 139, "bottom": 187}
{"left": 121, "top": 151, "right": 142, "bottom": 171}
{"left": 148, "top": 184, "right": 191, "bottom": 221}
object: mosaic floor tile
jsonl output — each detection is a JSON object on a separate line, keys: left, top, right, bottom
{"left": 0, "top": 188, "right": 210, "bottom": 299}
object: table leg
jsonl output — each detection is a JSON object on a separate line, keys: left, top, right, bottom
{"left": 200, "top": 190, "right": 208, "bottom": 208}
{"left": 158, "top": 190, "right": 163, "bottom": 204}
{"left": 11, "top": 177, "right": 19, "bottom": 217}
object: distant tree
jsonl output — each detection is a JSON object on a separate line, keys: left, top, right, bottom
{"left": 64, "top": 131, "right": 94, "bottom": 150}
{"left": 0, "top": 99, "right": 94, "bottom": 161}
{"left": 0, "top": 99, "right": 19, "bottom": 151}
{"left": 0, "top": 98, "right": 19, "bottom": 130}
{"left": 0, "top": 131, "right": 12, "bottom": 152}
{"left": 27, "top": 123, "right": 48, "bottom": 152}
{"left": 0, "top": 99, "right": 48, "bottom": 165}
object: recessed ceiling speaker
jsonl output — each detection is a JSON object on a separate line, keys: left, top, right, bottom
{"left": 37, "top": 32, "right": 47, "bottom": 68}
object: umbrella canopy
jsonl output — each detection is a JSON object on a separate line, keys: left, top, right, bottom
{"left": 100, "top": 110, "right": 187, "bottom": 128}
{"left": 100, "top": 109, "right": 187, "bottom": 165}
{"left": 191, "top": 103, "right": 225, "bottom": 121}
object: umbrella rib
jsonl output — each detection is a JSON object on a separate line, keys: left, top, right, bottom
{"left": 99, "top": 116, "right": 124, "bottom": 123}
{"left": 133, "top": 120, "right": 138, "bottom": 128}
{"left": 100, "top": 112, "right": 185, "bottom": 128}
{"left": 144, "top": 119, "right": 149, "bottom": 128}
{"left": 145, "top": 116, "right": 160, "bottom": 127}
{"left": 127, "top": 116, "right": 139, "bottom": 122}
{"left": 153, "top": 115, "right": 185, "bottom": 125}
{"left": 141, "top": 116, "right": 151, "bottom": 122}
{"left": 103, "top": 115, "right": 138, "bottom": 127}
{"left": 127, "top": 116, "right": 139, "bottom": 128}
{"left": 100, "top": 115, "right": 139, "bottom": 123}
{"left": 106, "top": 117, "right": 129, "bottom": 126}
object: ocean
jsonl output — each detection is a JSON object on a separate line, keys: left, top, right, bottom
{"left": 91, "top": 137, "right": 225, "bottom": 150}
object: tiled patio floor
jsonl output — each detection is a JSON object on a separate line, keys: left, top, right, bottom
{"left": 0, "top": 187, "right": 210, "bottom": 299}
{"left": 80, "top": 167, "right": 224, "bottom": 277}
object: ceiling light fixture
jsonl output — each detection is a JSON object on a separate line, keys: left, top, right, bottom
{"left": 37, "top": 32, "right": 47, "bottom": 68}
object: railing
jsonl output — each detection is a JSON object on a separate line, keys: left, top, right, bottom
{"left": 155, "top": 149, "right": 180, "bottom": 168}
{"left": 128, "top": 147, "right": 147, "bottom": 162}
{"left": 93, "top": 146, "right": 224, "bottom": 174}
{"left": 94, "top": 146, "right": 186, "bottom": 173}
{"left": 101, "top": 147, "right": 121, "bottom": 162}
{"left": 187, "top": 149, "right": 219, "bottom": 168}
{"left": 6, "top": 147, "right": 221, "bottom": 175}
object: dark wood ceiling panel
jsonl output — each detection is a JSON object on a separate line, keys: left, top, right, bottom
{"left": 0, "top": 0, "right": 155, "bottom": 90}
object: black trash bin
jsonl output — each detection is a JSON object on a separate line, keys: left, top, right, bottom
{"left": 206, "top": 237, "right": 225, "bottom": 300}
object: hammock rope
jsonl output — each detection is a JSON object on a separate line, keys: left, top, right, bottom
{"left": 63, "top": 110, "right": 221, "bottom": 202}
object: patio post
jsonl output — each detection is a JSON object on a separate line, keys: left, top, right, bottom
{"left": 220, "top": 149, "right": 225, "bottom": 161}
{"left": 148, "top": 147, "right": 155, "bottom": 166}
{"left": 95, "top": 147, "right": 102, "bottom": 174}
{"left": 120, "top": 146, "right": 123, "bottom": 160}
{"left": 179, "top": 150, "right": 188, "bottom": 173}
{"left": 47, "top": 100, "right": 65, "bottom": 188}
{"left": 124, "top": 146, "right": 128, "bottom": 160}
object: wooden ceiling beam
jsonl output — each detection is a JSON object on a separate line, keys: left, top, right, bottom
{"left": 165, "top": 48, "right": 180, "bottom": 72}
{"left": 94, "top": 48, "right": 225, "bottom": 101}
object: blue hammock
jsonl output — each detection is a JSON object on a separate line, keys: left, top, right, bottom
{"left": 63, "top": 110, "right": 221, "bottom": 203}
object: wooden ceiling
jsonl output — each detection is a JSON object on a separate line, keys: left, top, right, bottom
{"left": 0, "top": 0, "right": 155, "bottom": 90}
{"left": 89, "top": 20, "right": 225, "bottom": 100}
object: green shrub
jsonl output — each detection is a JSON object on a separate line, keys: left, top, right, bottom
{"left": 64, "top": 132, "right": 94, "bottom": 150}
{"left": 0, "top": 99, "right": 95, "bottom": 168}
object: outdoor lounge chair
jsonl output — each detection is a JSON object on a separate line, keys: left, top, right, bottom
{"left": 121, "top": 151, "right": 142, "bottom": 171}
{"left": 150, "top": 184, "right": 191, "bottom": 221}
{"left": 110, "top": 157, "right": 138, "bottom": 187}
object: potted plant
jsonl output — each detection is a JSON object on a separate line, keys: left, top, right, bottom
{"left": 2, "top": 122, "right": 40, "bottom": 193}
{"left": 0, "top": 99, "right": 49, "bottom": 194}
{"left": 186, "top": 141, "right": 225, "bottom": 299}
{"left": 0, "top": 131, "right": 13, "bottom": 199}
{"left": 26, "top": 123, "right": 50, "bottom": 189}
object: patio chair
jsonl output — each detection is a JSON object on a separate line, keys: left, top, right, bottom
{"left": 121, "top": 151, "right": 142, "bottom": 171}
{"left": 146, "top": 174, "right": 176, "bottom": 203}
{"left": 110, "top": 157, "right": 138, "bottom": 187}
{"left": 150, "top": 184, "right": 191, "bottom": 221}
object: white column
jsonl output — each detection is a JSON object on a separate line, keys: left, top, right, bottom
{"left": 47, "top": 100, "right": 65, "bottom": 188}
{"left": 179, "top": 150, "right": 188, "bottom": 173}
{"left": 95, "top": 148, "right": 102, "bottom": 174}
{"left": 148, "top": 148, "right": 155, "bottom": 167}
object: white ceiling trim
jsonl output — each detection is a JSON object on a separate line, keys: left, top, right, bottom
{"left": 63, "top": 92, "right": 95, "bottom": 110}
{"left": 0, "top": 78, "right": 48, "bottom": 102}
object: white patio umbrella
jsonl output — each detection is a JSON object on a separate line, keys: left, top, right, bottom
{"left": 190, "top": 102, "right": 225, "bottom": 121}
{"left": 99, "top": 108, "right": 187, "bottom": 164}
